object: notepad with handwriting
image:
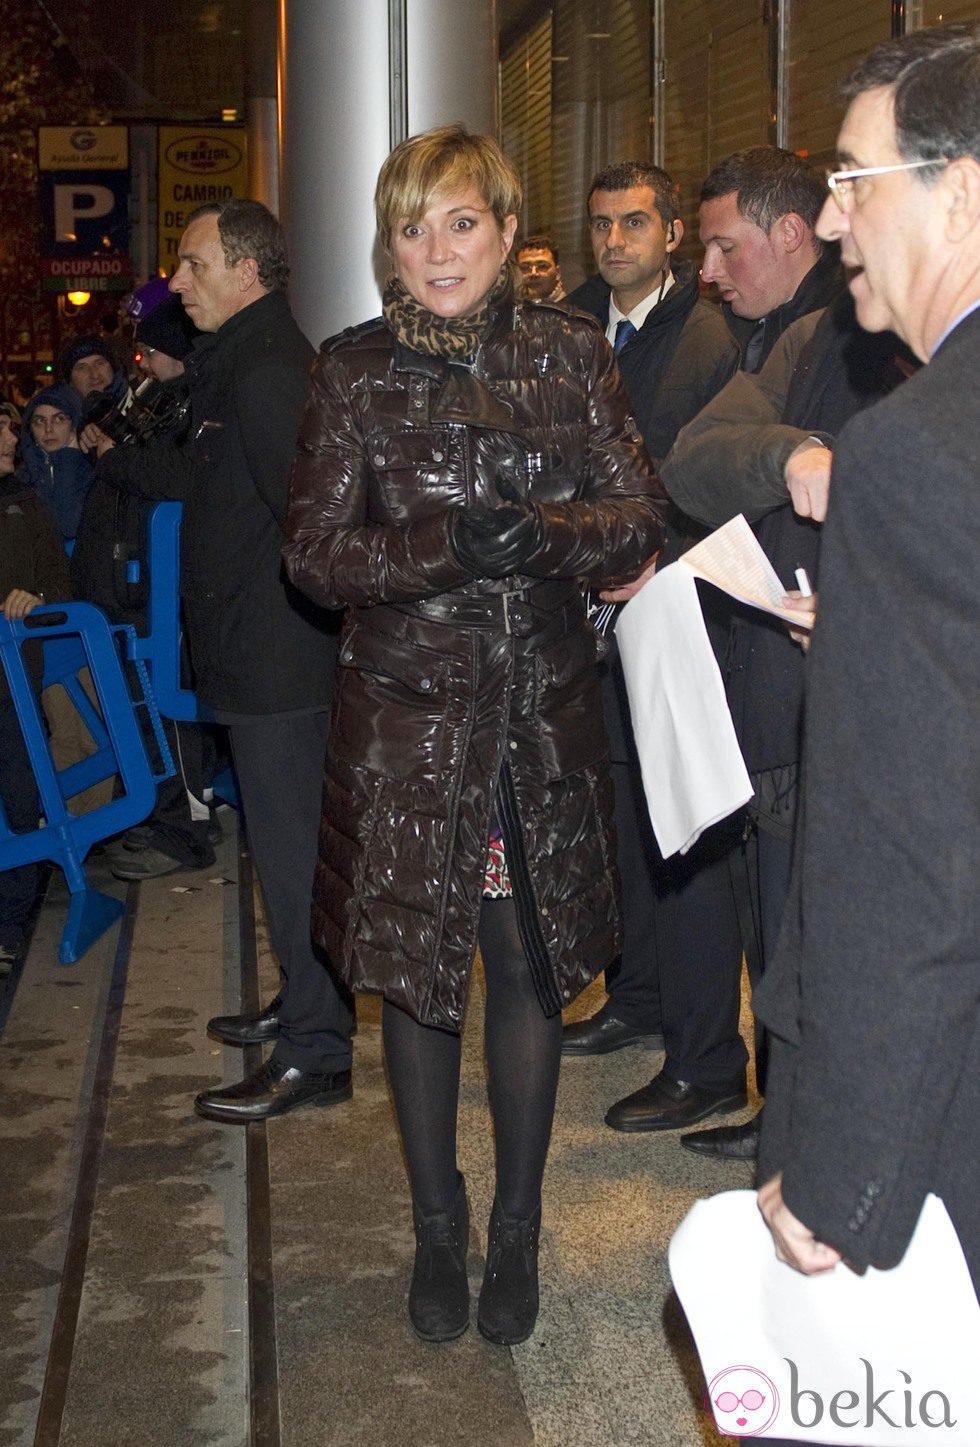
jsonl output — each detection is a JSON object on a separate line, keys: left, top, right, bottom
{"left": 681, "top": 513, "right": 816, "bottom": 629}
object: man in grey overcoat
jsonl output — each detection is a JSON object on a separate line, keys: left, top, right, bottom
{"left": 756, "top": 21, "right": 980, "bottom": 1302}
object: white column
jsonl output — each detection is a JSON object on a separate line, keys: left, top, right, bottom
{"left": 246, "top": 0, "right": 280, "bottom": 214}
{"left": 404, "top": 0, "right": 496, "bottom": 136}
{"left": 279, "top": 0, "right": 498, "bottom": 347}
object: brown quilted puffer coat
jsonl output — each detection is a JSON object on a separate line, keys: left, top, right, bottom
{"left": 283, "top": 299, "right": 667, "bottom": 1030}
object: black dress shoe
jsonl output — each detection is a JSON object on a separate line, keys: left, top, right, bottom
{"left": 194, "top": 1057, "right": 352, "bottom": 1123}
{"left": 561, "top": 1001, "right": 664, "bottom": 1057}
{"left": 604, "top": 1070, "right": 747, "bottom": 1133}
{"left": 680, "top": 1113, "right": 761, "bottom": 1160}
{"left": 208, "top": 995, "right": 283, "bottom": 1046}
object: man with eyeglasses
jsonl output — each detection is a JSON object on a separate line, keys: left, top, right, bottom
{"left": 515, "top": 235, "right": 566, "bottom": 304}
{"left": 753, "top": 22, "right": 980, "bottom": 1308}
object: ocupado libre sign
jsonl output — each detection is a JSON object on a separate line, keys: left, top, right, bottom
{"left": 38, "top": 126, "right": 132, "bottom": 293}
{"left": 158, "top": 127, "right": 248, "bottom": 271}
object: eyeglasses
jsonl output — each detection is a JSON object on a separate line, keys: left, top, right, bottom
{"left": 826, "top": 159, "right": 947, "bottom": 212}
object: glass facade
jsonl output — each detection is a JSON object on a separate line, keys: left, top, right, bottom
{"left": 500, "top": 0, "right": 980, "bottom": 289}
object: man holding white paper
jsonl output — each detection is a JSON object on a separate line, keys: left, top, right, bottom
{"left": 754, "top": 21, "right": 980, "bottom": 1300}
{"left": 600, "top": 150, "right": 843, "bottom": 1142}
{"left": 661, "top": 290, "right": 908, "bottom": 1164}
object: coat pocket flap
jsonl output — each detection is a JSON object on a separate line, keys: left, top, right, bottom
{"left": 339, "top": 624, "right": 447, "bottom": 697}
{"left": 367, "top": 430, "right": 449, "bottom": 471}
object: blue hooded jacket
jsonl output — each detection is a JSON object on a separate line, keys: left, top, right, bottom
{"left": 19, "top": 384, "right": 95, "bottom": 542}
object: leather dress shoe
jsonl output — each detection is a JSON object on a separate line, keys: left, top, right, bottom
{"left": 208, "top": 995, "right": 283, "bottom": 1046}
{"left": 680, "top": 1112, "right": 761, "bottom": 1160}
{"left": 561, "top": 1001, "right": 664, "bottom": 1057}
{"left": 194, "top": 1056, "right": 352, "bottom": 1123}
{"left": 604, "top": 1070, "right": 746, "bottom": 1133}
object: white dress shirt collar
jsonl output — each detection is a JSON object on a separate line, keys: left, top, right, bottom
{"left": 605, "top": 269, "right": 676, "bottom": 347}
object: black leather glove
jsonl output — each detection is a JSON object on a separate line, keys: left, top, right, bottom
{"left": 448, "top": 475, "right": 543, "bottom": 578}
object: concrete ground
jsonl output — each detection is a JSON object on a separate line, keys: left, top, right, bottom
{"left": 0, "top": 817, "right": 758, "bottom": 1446}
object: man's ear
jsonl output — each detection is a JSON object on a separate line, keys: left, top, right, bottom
{"left": 238, "top": 256, "right": 260, "bottom": 290}
{"left": 666, "top": 217, "right": 684, "bottom": 253}
{"left": 942, "top": 157, "right": 980, "bottom": 243}
{"left": 772, "top": 211, "right": 811, "bottom": 255}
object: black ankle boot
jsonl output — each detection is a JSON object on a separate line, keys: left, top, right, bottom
{"left": 477, "top": 1198, "right": 541, "bottom": 1345}
{"left": 408, "top": 1176, "right": 470, "bottom": 1342}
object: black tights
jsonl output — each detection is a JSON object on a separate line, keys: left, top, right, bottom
{"left": 382, "top": 897, "right": 563, "bottom": 1219}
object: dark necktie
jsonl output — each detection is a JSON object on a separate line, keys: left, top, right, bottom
{"left": 613, "top": 318, "right": 636, "bottom": 355}
{"left": 743, "top": 317, "right": 767, "bottom": 373}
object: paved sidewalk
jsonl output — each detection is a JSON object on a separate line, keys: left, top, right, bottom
{"left": 0, "top": 821, "right": 757, "bottom": 1446}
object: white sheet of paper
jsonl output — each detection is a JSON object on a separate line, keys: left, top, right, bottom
{"left": 616, "top": 563, "right": 752, "bottom": 857}
{"left": 669, "top": 1190, "right": 980, "bottom": 1443}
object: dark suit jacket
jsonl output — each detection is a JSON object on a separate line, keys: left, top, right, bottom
{"left": 756, "top": 307, "right": 980, "bottom": 1292}
{"left": 567, "top": 261, "right": 739, "bottom": 465}
{"left": 566, "top": 263, "right": 739, "bottom": 761}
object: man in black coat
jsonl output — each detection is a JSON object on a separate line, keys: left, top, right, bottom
{"left": 699, "top": 149, "right": 843, "bottom": 373}
{"left": 106, "top": 200, "right": 354, "bottom": 1122}
{"left": 559, "top": 162, "right": 741, "bottom": 1091}
{"left": 662, "top": 293, "right": 909, "bottom": 1163}
{"left": 756, "top": 22, "right": 980, "bottom": 1304}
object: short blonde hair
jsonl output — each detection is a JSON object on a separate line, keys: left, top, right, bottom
{"left": 375, "top": 124, "right": 522, "bottom": 251}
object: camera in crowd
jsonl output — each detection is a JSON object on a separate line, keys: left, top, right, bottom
{"left": 82, "top": 378, "right": 189, "bottom": 449}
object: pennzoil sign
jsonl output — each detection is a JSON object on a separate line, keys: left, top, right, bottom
{"left": 157, "top": 126, "right": 247, "bottom": 268}
{"left": 164, "top": 134, "right": 244, "bottom": 175}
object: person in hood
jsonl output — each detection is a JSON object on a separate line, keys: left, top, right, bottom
{"left": 19, "top": 385, "right": 94, "bottom": 543}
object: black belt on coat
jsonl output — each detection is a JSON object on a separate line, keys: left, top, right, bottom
{"left": 396, "top": 579, "right": 583, "bottom": 638}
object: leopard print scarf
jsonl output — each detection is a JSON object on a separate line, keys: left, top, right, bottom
{"left": 383, "top": 269, "right": 513, "bottom": 362}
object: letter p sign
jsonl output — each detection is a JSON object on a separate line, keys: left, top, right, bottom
{"left": 54, "top": 184, "right": 115, "bottom": 242}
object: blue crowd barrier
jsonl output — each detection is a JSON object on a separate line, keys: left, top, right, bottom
{"left": 131, "top": 502, "right": 210, "bottom": 724}
{"left": 0, "top": 603, "right": 174, "bottom": 964}
{"left": 137, "top": 503, "right": 238, "bottom": 808}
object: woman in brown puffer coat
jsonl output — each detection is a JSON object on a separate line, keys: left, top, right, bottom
{"left": 283, "top": 125, "right": 666, "bottom": 1347}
